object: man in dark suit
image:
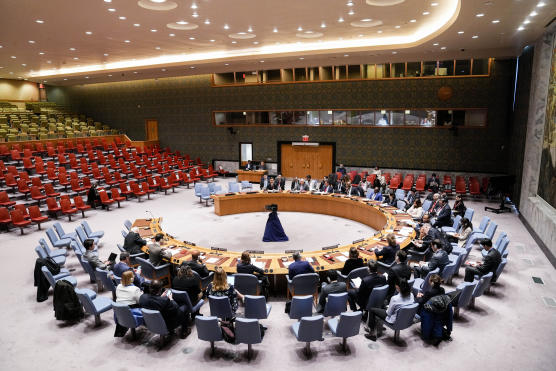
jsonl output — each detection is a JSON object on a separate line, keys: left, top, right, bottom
{"left": 348, "top": 260, "right": 387, "bottom": 311}
{"left": 464, "top": 239, "right": 501, "bottom": 282}
{"left": 414, "top": 239, "right": 450, "bottom": 278}
{"left": 265, "top": 177, "right": 278, "bottom": 191}
{"left": 139, "top": 280, "right": 189, "bottom": 338}
{"left": 237, "top": 251, "right": 270, "bottom": 297}
{"left": 260, "top": 174, "right": 269, "bottom": 190}
{"left": 316, "top": 270, "right": 347, "bottom": 313}
{"left": 427, "top": 173, "right": 439, "bottom": 193}
{"left": 275, "top": 174, "right": 286, "bottom": 191}
{"left": 337, "top": 164, "right": 346, "bottom": 176}
{"left": 334, "top": 179, "right": 346, "bottom": 194}
{"left": 245, "top": 160, "right": 254, "bottom": 170}
{"left": 123, "top": 227, "right": 147, "bottom": 255}
{"left": 321, "top": 181, "right": 333, "bottom": 193}
{"left": 290, "top": 177, "right": 300, "bottom": 191}
{"left": 298, "top": 178, "right": 310, "bottom": 192}
{"left": 428, "top": 193, "right": 442, "bottom": 215}
{"left": 288, "top": 252, "right": 314, "bottom": 279}
{"left": 387, "top": 250, "right": 412, "bottom": 298}
{"left": 113, "top": 252, "right": 145, "bottom": 287}
{"left": 182, "top": 250, "right": 209, "bottom": 278}
{"left": 404, "top": 190, "right": 416, "bottom": 211}
{"left": 257, "top": 161, "right": 266, "bottom": 171}
{"left": 433, "top": 198, "right": 452, "bottom": 228}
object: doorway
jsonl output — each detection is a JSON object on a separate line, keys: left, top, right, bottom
{"left": 239, "top": 142, "right": 253, "bottom": 167}
{"left": 280, "top": 143, "right": 333, "bottom": 179}
{"left": 145, "top": 119, "right": 158, "bottom": 141}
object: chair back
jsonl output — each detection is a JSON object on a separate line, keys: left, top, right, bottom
{"left": 291, "top": 273, "right": 319, "bottom": 295}
{"left": 124, "top": 219, "right": 132, "bottom": 231}
{"left": 135, "top": 257, "right": 156, "bottom": 278}
{"left": 421, "top": 199, "right": 432, "bottom": 212}
{"left": 389, "top": 303, "right": 419, "bottom": 330}
{"left": 46, "top": 228, "right": 60, "bottom": 245}
{"left": 494, "top": 232, "right": 508, "bottom": 250}
{"left": 366, "top": 284, "right": 389, "bottom": 310}
{"left": 171, "top": 289, "right": 193, "bottom": 308}
{"left": 289, "top": 295, "right": 313, "bottom": 319}
{"left": 498, "top": 238, "right": 510, "bottom": 256}
{"left": 335, "top": 311, "right": 362, "bottom": 338}
{"left": 395, "top": 189, "right": 405, "bottom": 200}
{"left": 241, "top": 181, "right": 252, "bottom": 189}
{"left": 75, "top": 225, "right": 88, "bottom": 244}
{"left": 235, "top": 318, "right": 262, "bottom": 345}
{"left": 112, "top": 302, "right": 141, "bottom": 329}
{"left": 96, "top": 268, "right": 116, "bottom": 298}
{"left": 440, "top": 258, "right": 459, "bottom": 282}
{"left": 455, "top": 281, "right": 477, "bottom": 308}
{"left": 200, "top": 186, "right": 210, "bottom": 198}
{"left": 208, "top": 295, "right": 233, "bottom": 319}
{"left": 208, "top": 182, "right": 215, "bottom": 194}
{"left": 195, "top": 316, "right": 223, "bottom": 342}
{"left": 194, "top": 183, "right": 203, "bottom": 195}
{"left": 297, "top": 315, "right": 324, "bottom": 342}
{"left": 476, "top": 216, "right": 490, "bottom": 233}
{"left": 38, "top": 238, "right": 53, "bottom": 256}
{"left": 451, "top": 215, "right": 462, "bottom": 230}
{"left": 346, "top": 266, "right": 370, "bottom": 282}
{"left": 121, "top": 229, "right": 128, "bottom": 238}
{"left": 463, "top": 208, "right": 474, "bottom": 222}
{"left": 421, "top": 268, "right": 440, "bottom": 292}
{"left": 244, "top": 295, "right": 270, "bottom": 319}
{"left": 234, "top": 273, "right": 259, "bottom": 295}
{"left": 324, "top": 292, "right": 348, "bottom": 317}
{"left": 40, "top": 266, "right": 58, "bottom": 287}
{"left": 75, "top": 288, "right": 97, "bottom": 315}
{"left": 484, "top": 221, "right": 498, "bottom": 240}
{"left": 35, "top": 245, "right": 48, "bottom": 259}
{"left": 473, "top": 272, "right": 493, "bottom": 298}
{"left": 495, "top": 258, "right": 507, "bottom": 281}
{"left": 71, "top": 240, "right": 86, "bottom": 255}
{"left": 53, "top": 222, "right": 67, "bottom": 239}
{"left": 79, "top": 254, "right": 97, "bottom": 283}
{"left": 229, "top": 182, "right": 240, "bottom": 193}
{"left": 81, "top": 220, "right": 93, "bottom": 236}
{"left": 141, "top": 308, "right": 169, "bottom": 336}
{"left": 396, "top": 200, "right": 406, "bottom": 210}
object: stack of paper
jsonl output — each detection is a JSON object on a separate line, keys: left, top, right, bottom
{"left": 205, "top": 257, "right": 219, "bottom": 264}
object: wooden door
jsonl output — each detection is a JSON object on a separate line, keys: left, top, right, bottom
{"left": 281, "top": 144, "right": 332, "bottom": 179}
{"left": 145, "top": 119, "right": 158, "bottom": 141}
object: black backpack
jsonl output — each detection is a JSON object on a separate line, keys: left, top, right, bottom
{"left": 424, "top": 294, "right": 451, "bottom": 313}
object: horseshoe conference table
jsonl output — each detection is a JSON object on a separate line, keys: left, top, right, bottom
{"left": 134, "top": 192, "right": 416, "bottom": 275}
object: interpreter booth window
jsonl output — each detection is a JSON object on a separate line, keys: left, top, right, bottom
{"left": 320, "top": 110, "right": 333, "bottom": 125}
{"left": 390, "top": 111, "right": 405, "bottom": 126}
{"left": 360, "top": 111, "right": 377, "bottom": 125}
{"left": 406, "top": 62, "right": 421, "bottom": 77}
{"left": 333, "top": 111, "right": 348, "bottom": 125}
{"left": 346, "top": 111, "right": 361, "bottom": 125}
{"left": 307, "top": 111, "right": 320, "bottom": 125}
{"left": 376, "top": 111, "right": 390, "bottom": 126}
{"left": 405, "top": 110, "right": 436, "bottom": 126}
{"left": 240, "top": 143, "right": 253, "bottom": 166}
{"left": 246, "top": 111, "right": 269, "bottom": 124}
{"left": 215, "top": 112, "right": 245, "bottom": 125}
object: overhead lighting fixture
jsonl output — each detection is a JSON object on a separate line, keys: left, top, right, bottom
{"left": 189, "top": 37, "right": 195, "bottom": 40}
{"left": 299, "top": 57, "right": 304, "bottom": 60}
{"left": 253, "top": 41, "right": 259, "bottom": 44}
{"left": 209, "top": 39, "right": 215, "bottom": 42}
{"left": 395, "top": 25, "right": 401, "bottom": 28}
{"left": 108, "top": 8, "right": 116, "bottom": 12}
{"left": 458, "top": 31, "right": 464, "bottom": 34}
{"left": 377, "top": 30, "right": 383, "bottom": 33}
{"left": 344, "top": 54, "right": 349, "bottom": 57}
{"left": 69, "top": 47, "right": 76, "bottom": 51}
{"left": 259, "top": 60, "right": 264, "bottom": 63}
{"left": 348, "top": 9, "right": 355, "bottom": 15}
{"left": 431, "top": 2, "right": 438, "bottom": 6}
{"left": 321, "top": 22, "right": 326, "bottom": 28}
{"left": 35, "top": 19, "right": 44, "bottom": 23}
{"left": 433, "top": 42, "right": 439, "bottom": 46}
{"left": 176, "top": 20, "right": 188, "bottom": 25}
{"left": 191, "top": 3, "right": 197, "bottom": 9}
{"left": 119, "top": 16, "right": 126, "bottom": 20}
{"left": 517, "top": 26, "right": 525, "bottom": 31}
{"left": 169, "top": 33, "right": 175, "bottom": 36}
{"left": 231, "top": 41, "right": 237, "bottom": 44}
{"left": 124, "top": 40, "right": 131, "bottom": 43}
{"left": 103, "top": 53, "right": 109, "bottom": 56}
{"left": 85, "top": 76, "right": 89, "bottom": 79}
{"left": 161, "top": 68, "right": 166, "bottom": 71}
{"left": 134, "top": 23, "right": 140, "bottom": 27}
{"left": 85, "top": 31, "right": 92, "bottom": 35}
{"left": 28, "top": 40, "right": 35, "bottom": 44}
{"left": 39, "top": 52, "right": 45, "bottom": 55}
{"left": 523, "top": 20, "right": 530, "bottom": 24}
{"left": 472, "top": 35, "right": 478, "bottom": 38}
{"left": 273, "top": 27, "right": 278, "bottom": 32}
{"left": 537, "top": 2, "right": 546, "bottom": 7}
{"left": 530, "top": 11, "right": 538, "bottom": 16}
{"left": 410, "top": 19, "right": 417, "bottom": 23}
{"left": 440, "top": 46, "right": 446, "bottom": 50}
{"left": 423, "top": 11, "right": 430, "bottom": 15}
{"left": 155, "top": 46, "right": 161, "bottom": 50}
{"left": 192, "top": 12, "right": 199, "bottom": 18}
{"left": 63, "top": 78, "right": 68, "bottom": 80}
{"left": 151, "top": 29, "right": 157, "bottom": 32}
{"left": 476, "top": 13, "right": 484, "bottom": 17}
{"left": 204, "top": 19, "right": 210, "bottom": 24}
{"left": 225, "top": 63, "right": 229, "bottom": 66}
{"left": 392, "top": 51, "right": 397, "bottom": 54}
{"left": 492, "top": 19, "right": 500, "bottom": 23}
{"left": 248, "top": 26, "right": 253, "bottom": 32}
{"left": 21, "top": 63, "right": 27, "bottom": 66}
{"left": 108, "top": 74, "right": 112, "bottom": 76}
{"left": 190, "top": 66, "right": 195, "bottom": 69}
{"left": 10, "top": 56, "right": 16, "bottom": 59}
{"left": 338, "top": 17, "right": 344, "bottom": 22}
{"left": 152, "top": 0, "right": 168, "bottom": 2}
{"left": 73, "top": 57, "right": 79, "bottom": 60}
{"left": 224, "top": 24, "right": 229, "bottom": 29}
{"left": 347, "top": 1, "right": 354, "bottom": 6}
{"left": 133, "top": 71, "right": 138, "bottom": 74}
{"left": 297, "top": 26, "right": 303, "bottom": 31}
{"left": 104, "top": 0, "right": 112, "bottom": 2}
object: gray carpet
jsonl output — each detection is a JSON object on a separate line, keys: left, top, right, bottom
{"left": 2, "top": 178, "right": 555, "bottom": 371}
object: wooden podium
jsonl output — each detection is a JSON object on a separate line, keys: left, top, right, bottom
{"left": 237, "top": 169, "right": 267, "bottom": 183}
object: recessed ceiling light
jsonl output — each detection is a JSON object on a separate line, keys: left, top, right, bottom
{"left": 161, "top": 68, "right": 166, "bottom": 71}
{"left": 440, "top": 46, "right": 446, "bottom": 50}
{"left": 321, "top": 22, "right": 326, "bottom": 28}
{"left": 73, "top": 57, "right": 79, "bottom": 60}
{"left": 190, "top": 66, "right": 195, "bottom": 69}
{"left": 377, "top": 30, "right": 383, "bottom": 33}
{"left": 21, "top": 63, "right": 26, "bottom": 66}
{"left": 517, "top": 26, "right": 525, "bottom": 31}
{"left": 338, "top": 17, "right": 344, "bottom": 22}
{"left": 248, "top": 26, "right": 253, "bottom": 32}
{"left": 191, "top": 3, "right": 198, "bottom": 9}
{"left": 476, "top": 13, "right": 484, "bottom": 17}
{"left": 253, "top": 41, "right": 259, "bottom": 44}
{"left": 224, "top": 24, "right": 229, "bottom": 30}
{"left": 10, "top": 56, "right": 16, "bottom": 59}
{"left": 134, "top": 23, "right": 140, "bottom": 27}
{"left": 192, "top": 12, "right": 199, "bottom": 18}
{"left": 537, "top": 2, "right": 546, "bottom": 7}
{"left": 297, "top": 26, "right": 303, "bottom": 31}
{"left": 0, "top": 46, "right": 2, "bottom": 48}
{"left": 431, "top": 2, "right": 438, "bottom": 6}
{"left": 133, "top": 71, "right": 138, "bottom": 74}
{"left": 85, "top": 31, "right": 92, "bottom": 35}
{"left": 492, "top": 19, "right": 500, "bottom": 23}
{"left": 344, "top": 54, "right": 349, "bottom": 57}
{"left": 395, "top": 25, "right": 401, "bottom": 28}
{"left": 231, "top": 41, "right": 237, "bottom": 44}
{"left": 39, "top": 52, "right": 44, "bottom": 55}
{"left": 392, "top": 51, "right": 397, "bottom": 54}
{"left": 176, "top": 20, "right": 188, "bottom": 25}
{"left": 9, "top": 72, "right": 13, "bottom": 74}
{"left": 63, "top": 78, "right": 68, "bottom": 80}
{"left": 472, "top": 35, "right": 479, "bottom": 38}
{"left": 347, "top": 1, "right": 353, "bottom": 6}
{"left": 204, "top": 19, "right": 210, "bottom": 24}
{"left": 85, "top": 76, "right": 89, "bottom": 79}
{"left": 359, "top": 34, "right": 364, "bottom": 37}
{"left": 209, "top": 39, "right": 215, "bottom": 42}
{"left": 124, "top": 40, "right": 131, "bottom": 43}
{"left": 169, "top": 33, "right": 175, "bottom": 37}
{"left": 155, "top": 46, "right": 161, "bottom": 50}
{"left": 273, "top": 27, "right": 278, "bottom": 32}
{"left": 28, "top": 40, "right": 35, "bottom": 44}
{"left": 36, "top": 19, "right": 44, "bottom": 23}
{"left": 458, "top": 31, "right": 464, "bottom": 34}
{"left": 225, "top": 63, "right": 229, "bottom": 66}
{"left": 108, "top": 74, "right": 112, "bottom": 77}
{"left": 348, "top": 9, "right": 355, "bottom": 15}
{"left": 104, "top": 0, "right": 111, "bottom": 2}
{"left": 151, "top": 29, "right": 157, "bottom": 32}
{"left": 104, "top": 53, "right": 109, "bottom": 56}
{"left": 69, "top": 47, "right": 76, "bottom": 51}
{"left": 530, "top": 11, "right": 538, "bottom": 16}
{"left": 433, "top": 42, "right": 439, "bottom": 46}
{"left": 151, "top": 0, "right": 168, "bottom": 2}
{"left": 189, "top": 37, "right": 195, "bottom": 40}
{"left": 260, "top": 60, "right": 264, "bottom": 63}
{"left": 47, "top": 60, "right": 51, "bottom": 63}
{"left": 108, "top": 8, "right": 116, "bottom": 12}
{"left": 119, "top": 16, "right": 126, "bottom": 20}
{"left": 299, "top": 57, "right": 304, "bottom": 60}
{"left": 523, "top": 20, "right": 531, "bottom": 24}
{"left": 423, "top": 11, "right": 430, "bottom": 15}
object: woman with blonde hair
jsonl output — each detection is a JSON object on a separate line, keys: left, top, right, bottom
{"left": 116, "top": 270, "right": 143, "bottom": 306}
{"left": 206, "top": 266, "right": 244, "bottom": 314}
{"left": 373, "top": 233, "right": 399, "bottom": 265}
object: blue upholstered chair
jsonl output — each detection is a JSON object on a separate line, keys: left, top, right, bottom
{"left": 442, "top": 215, "right": 462, "bottom": 233}
{"left": 323, "top": 292, "right": 348, "bottom": 318}
{"left": 286, "top": 273, "right": 319, "bottom": 301}
{"left": 95, "top": 268, "right": 117, "bottom": 300}
{"left": 53, "top": 222, "right": 77, "bottom": 241}
{"left": 208, "top": 295, "right": 233, "bottom": 319}
{"left": 192, "top": 270, "right": 214, "bottom": 290}
{"left": 395, "top": 189, "right": 405, "bottom": 201}
{"left": 207, "top": 182, "right": 216, "bottom": 195}
{"left": 75, "top": 225, "right": 99, "bottom": 245}
{"left": 337, "top": 266, "right": 369, "bottom": 288}
{"left": 121, "top": 229, "right": 128, "bottom": 238}
{"left": 474, "top": 221, "right": 498, "bottom": 241}
{"left": 141, "top": 308, "right": 169, "bottom": 349}
{"left": 229, "top": 182, "right": 240, "bottom": 193}
{"left": 328, "top": 311, "right": 363, "bottom": 353}
{"left": 200, "top": 186, "right": 211, "bottom": 206}
{"left": 366, "top": 284, "right": 389, "bottom": 311}
{"left": 194, "top": 183, "right": 203, "bottom": 201}
{"left": 40, "top": 265, "right": 72, "bottom": 289}
{"left": 291, "top": 315, "right": 324, "bottom": 356}
{"left": 39, "top": 237, "right": 67, "bottom": 258}
{"left": 81, "top": 220, "right": 104, "bottom": 239}
{"left": 482, "top": 232, "right": 508, "bottom": 257}
{"left": 135, "top": 257, "right": 171, "bottom": 284}
{"left": 171, "top": 289, "right": 204, "bottom": 316}
{"left": 112, "top": 302, "right": 143, "bottom": 339}
{"left": 421, "top": 199, "right": 432, "bottom": 213}
{"left": 35, "top": 245, "right": 66, "bottom": 266}
{"left": 244, "top": 295, "right": 271, "bottom": 320}
{"left": 46, "top": 228, "right": 72, "bottom": 249}
{"left": 213, "top": 184, "right": 225, "bottom": 195}
{"left": 440, "top": 256, "right": 461, "bottom": 285}
{"left": 123, "top": 219, "right": 132, "bottom": 231}
{"left": 75, "top": 288, "right": 112, "bottom": 326}
{"left": 470, "top": 272, "right": 494, "bottom": 307}
{"left": 381, "top": 303, "right": 419, "bottom": 343}
{"left": 235, "top": 318, "right": 262, "bottom": 360}
{"left": 473, "top": 216, "right": 490, "bottom": 234}
{"left": 289, "top": 295, "right": 313, "bottom": 320}
{"left": 412, "top": 268, "right": 440, "bottom": 296}
{"left": 396, "top": 200, "right": 406, "bottom": 210}
{"left": 234, "top": 273, "right": 260, "bottom": 295}
{"left": 493, "top": 258, "right": 507, "bottom": 284}
{"left": 195, "top": 316, "right": 223, "bottom": 356}
{"left": 452, "top": 281, "right": 477, "bottom": 318}
{"left": 75, "top": 252, "right": 97, "bottom": 283}
{"left": 463, "top": 207, "right": 474, "bottom": 222}
{"left": 240, "top": 181, "right": 252, "bottom": 190}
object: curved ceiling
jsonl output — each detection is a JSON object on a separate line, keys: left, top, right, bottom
{"left": 0, "top": 0, "right": 553, "bottom": 85}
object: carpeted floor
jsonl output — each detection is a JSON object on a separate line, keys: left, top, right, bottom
{"left": 1, "top": 178, "right": 555, "bottom": 371}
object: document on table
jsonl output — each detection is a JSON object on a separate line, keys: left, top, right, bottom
{"left": 336, "top": 255, "right": 348, "bottom": 262}
{"left": 205, "top": 257, "right": 219, "bottom": 264}
{"left": 253, "top": 261, "right": 264, "bottom": 269}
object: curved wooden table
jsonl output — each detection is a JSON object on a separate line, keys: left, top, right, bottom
{"left": 134, "top": 192, "right": 416, "bottom": 275}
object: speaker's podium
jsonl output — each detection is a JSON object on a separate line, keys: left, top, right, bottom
{"left": 262, "top": 204, "right": 289, "bottom": 242}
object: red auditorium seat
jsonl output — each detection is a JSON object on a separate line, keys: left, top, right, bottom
{"left": 46, "top": 197, "right": 61, "bottom": 218}
{"left": 111, "top": 188, "right": 126, "bottom": 208}
{"left": 11, "top": 150, "right": 22, "bottom": 165}
{"left": 30, "top": 186, "right": 47, "bottom": 206}
{"left": 57, "top": 173, "right": 70, "bottom": 191}
{"left": 10, "top": 209, "right": 31, "bottom": 234}
{"left": 5, "top": 173, "right": 17, "bottom": 192}
{"left": 0, "top": 191, "right": 15, "bottom": 207}
{"left": 415, "top": 177, "right": 426, "bottom": 192}
{"left": 28, "top": 205, "right": 49, "bottom": 230}
{"left": 455, "top": 181, "right": 467, "bottom": 196}
{"left": 99, "top": 190, "right": 115, "bottom": 210}
{"left": 401, "top": 176, "right": 413, "bottom": 191}
{"left": 17, "top": 179, "right": 31, "bottom": 199}
{"left": 44, "top": 183, "right": 60, "bottom": 198}
{"left": 73, "top": 196, "right": 91, "bottom": 218}
{"left": 0, "top": 207, "right": 11, "bottom": 231}
{"left": 469, "top": 180, "right": 481, "bottom": 196}
{"left": 119, "top": 182, "right": 132, "bottom": 200}
{"left": 157, "top": 176, "right": 174, "bottom": 194}
{"left": 23, "top": 157, "right": 35, "bottom": 172}
{"left": 60, "top": 198, "right": 78, "bottom": 221}
{"left": 140, "top": 182, "right": 155, "bottom": 199}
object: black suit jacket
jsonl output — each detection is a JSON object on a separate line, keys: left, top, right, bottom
{"left": 375, "top": 244, "right": 397, "bottom": 265}
{"left": 260, "top": 177, "right": 269, "bottom": 189}
{"left": 356, "top": 273, "right": 387, "bottom": 309}
{"left": 434, "top": 205, "right": 452, "bottom": 227}
{"left": 478, "top": 248, "right": 502, "bottom": 275}
{"left": 182, "top": 260, "right": 209, "bottom": 278}
{"left": 139, "top": 293, "right": 182, "bottom": 330}
{"left": 237, "top": 261, "right": 265, "bottom": 276}
{"left": 123, "top": 232, "right": 146, "bottom": 255}
{"left": 172, "top": 275, "right": 201, "bottom": 304}
{"left": 275, "top": 178, "right": 285, "bottom": 190}
{"left": 387, "top": 262, "right": 412, "bottom": 297}
{"left": 341, "top": 258, "right": 364, "bottom": 276}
